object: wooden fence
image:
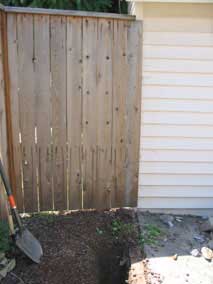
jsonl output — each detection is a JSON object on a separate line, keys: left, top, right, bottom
{"left": 0, "top": 6, "right": 142, "bottom": 214}
{"left": 0, "top": 10, "right": 10, "bottom": 219}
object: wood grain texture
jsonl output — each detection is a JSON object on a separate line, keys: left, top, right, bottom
{"left": 7, "top": 14, "right": 23, "bottom": 212}
{"left": 66, "top": 16, "right": 83, "bottom": 209}
{"left": 82, "top": 18, "right": 98, "bottom": 209}
{"left": 0, "top": 12, "right": 8, "bottom": 219}
{"left": 112, "top": 20, "right": 128, "bottom": 207}
{"left": 50, "top": 16, "right": 67, "bottom": 210}
{"left": 95, "top": 18, "right": 113, "bottom": 209}
{"left": 1, "top": 11, "right": 17, "bottom": 216}
{"left": 4, "top": 6, "right": 135, "bottom": 21}
{"left": 1, "top": 12, "right": 142, "bottom": 213}
{"left": 125, "top": 20, "right": 142, "bottom": 206}
{"left": 34, "top": 15, "right": 52, "bottom": 211}
{"left": 16, "top": 14, "right": 36, "bottom": 212}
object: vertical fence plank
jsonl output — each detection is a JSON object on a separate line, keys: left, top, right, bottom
{"left": 67, "top": 17, "right": 83, "bottom": 210}
{"left": 7, "top": 13, "right": 24, "bottom": 211}
{"left": 34, "top": 15, "right": 52, "bottom": 211}
{"left": 1, "top": 11, "right": 17, "bottom": 208}
{"left": 0, "top": 12, "right": 8, "bottom": 219}
{"left": 82, "top": 18, "right": 98, "bottom": 209}
{"left": 50, "top": 16, "right": 67, "bottom": 210}
{"left": 95, "top": 19, "right": 113, "bottom": 208}
{"left": 17, "top": 14, "right": 37, "bottom": 212}
{"left": 125, "top": 21, "right": 142, "bottom": 206}
{"left": 112, "top": 20, "right": 129, "bottom": 207}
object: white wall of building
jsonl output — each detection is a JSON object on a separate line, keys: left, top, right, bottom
{"left": 130, "top": 1, "right": 213, "bottom": 213}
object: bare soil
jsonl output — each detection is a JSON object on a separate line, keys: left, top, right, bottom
{"left": 10, "top": 209, "right": 139, "bottom": 284}
{"left": 138, "top": 211, "right": 213, "bottom": 284}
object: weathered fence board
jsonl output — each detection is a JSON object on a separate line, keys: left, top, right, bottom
{"left": 16, "top": 14, "right": 37, "bottom": 212}
{"left": 67, "top": 17, "right": 83, "bottom": 209}
{"left": 112, "top": 21, "right": 129, "bottom": 207}
{"left": 0, "top": 12, "right": 8, "bottom": 219}
{"left": 50, "top": 16, "right": 67, "bottom": 210}
{"left": 82, "top": 18, "right": 98, "bottom": 209}
{"left": 125, "top": 21, "right": 142, "bottom": 206}
{"left": 7, "top": 14, "right": 23, "bottom": 212}
{"left": 34, "top": 15, "right": 52, "bottom": 211}
{"left": 1, "top": 8, "right": 142, "bottom": 213}
{"left": 95, "top": 19, "right": 113, "bottom": 209}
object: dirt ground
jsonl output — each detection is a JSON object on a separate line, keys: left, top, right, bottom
{"left": 7, "top": 209, "right": 139, "bottom": 284}
{"left": 138, "top": 211, "right": 213, "bottom": 284}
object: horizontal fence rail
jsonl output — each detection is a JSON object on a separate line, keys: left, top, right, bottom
{"left": 1, "top": 5, "right": 135, "bottom": 20}
{"left": 0, "top": 6, "right": 142, "bottom": 213}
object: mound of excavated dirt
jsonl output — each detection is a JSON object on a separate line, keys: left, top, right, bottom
{"left": 11, "top": 209, "right": 139, "bottom": 284}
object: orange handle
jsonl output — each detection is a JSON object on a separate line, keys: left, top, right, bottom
{"left": 8, "top": 195, "right": 16, "bottom": 209}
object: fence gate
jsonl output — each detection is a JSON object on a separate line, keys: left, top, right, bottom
{"left": 0, "top": 6, "right": 142, "bottom": 213}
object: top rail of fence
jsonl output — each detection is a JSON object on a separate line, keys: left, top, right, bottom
{"left": 0, "top": 4, "right": 135, "bottom": 21}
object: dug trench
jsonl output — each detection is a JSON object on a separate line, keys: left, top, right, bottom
{"left": 8, "top": 209, "right": 142, "bottom": 284}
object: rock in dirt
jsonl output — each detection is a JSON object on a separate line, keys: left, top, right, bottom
{"left": 201, "top": 247, "right": 213, "bottom": 261}
{"left": 190, "top": 249, "right": 200, "bottom": 257}
{"left": 193, "top": 234, "right": 205, "bottom": 243}
{"left": 175, "top": 216, "right": 183, "bottom": 223}
{"left": 200, "top": 217, "right": 213, "bottom": 233}
{"left": 172, "top": 254, "right": 178, "bottom": 261}
{"left": 119, "top": 257, "right": 128, "bottom": 266}
{"left": 0, "top": 256, "right": 16, "bottom": 280}
{"left": 160, "top": 215, "right": 174, "bottom": 228}
{"left": 207, "top": 240, "right": 213, "bottom": 250}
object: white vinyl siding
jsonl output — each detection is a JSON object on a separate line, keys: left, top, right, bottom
{"left": 137, "top": 2, "right": 213, "bottom": 210}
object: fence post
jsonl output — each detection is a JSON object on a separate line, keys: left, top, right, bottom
{"left": 0, "top": 8, "right": 17, "bottom": 201}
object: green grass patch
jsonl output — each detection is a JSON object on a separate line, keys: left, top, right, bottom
{"left": 139, "top": 224, "right": 162, "bottom": 248}
{"left": 111, "top": 219, "right": 134, "bottom": 238}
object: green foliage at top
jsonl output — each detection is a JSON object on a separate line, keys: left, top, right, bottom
{"left": 0, "top": 221, "right": 10, "bottom": 253}
{"left": 0, "top": 0, "right": 128, "bottom": 13}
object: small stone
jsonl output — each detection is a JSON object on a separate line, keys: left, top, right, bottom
{"left": 193, "top": 234, "right": 205, "bottom": 243}
{"left": 175, "top": 216, "right": 183, "bottom": 222}
{"left": 201, "top": 247, "right": 213, "bottom": 260}
{"left": 160, "top": 215, "right": 174, "bottom": 228}
{"left": 168, "top": 221, "right": 174, "bottom": 228}
{"left": 190, "top": 249, "right": 200, "bottom": 257}
{"left": 0, "top": 253, "right": 5, "bottom": 262}
{"left": 172, "top": 254, "right": 178, "bottom": 261}
{"left": 208, "top": 240, "right": 213, "bottom": 250}
{"left": 200, "top": 217, "right": 213, "bottom": 232}
{"left": 119, "top": 257, "right": 128, "bottom": 266}
{"left": 0, "top": 258, "right": 16, "bottom": 279}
